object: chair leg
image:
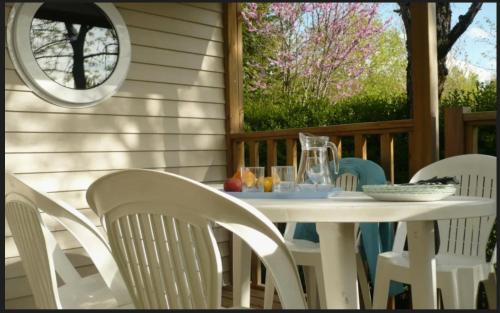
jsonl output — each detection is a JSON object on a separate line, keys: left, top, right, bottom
{"left": 483, "top": 272, "right": 497, "bottom": 309}
{"left": 372, "top": 258, "right": 391, "bottom": 309}
{"left": 455, "top": 268, "right": 480, "bottom": 309}
{"left": 263, "top": 270, "right": 275, "bottom": 309}
{"left": 304, "top": 266, "right": 319, "bottom": 309}
{"left": 356, "top": 252, "right": 372, "bottom": 309}
{"left": 313, "top": 264, "right": 327, "bottom": 309}
{"left": 437, "top": 272, "right": 460, "bottom": 309}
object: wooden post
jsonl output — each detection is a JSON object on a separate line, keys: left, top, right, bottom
{"left": 408, "top": 3, "right": 439, "bottom": 176}
{"left": 266, "top": 139, "right": 277, "bottom": 176}
{"left": 354, "top": 135, "right": 367, "bottom": 160}
{"left": 232, "top": 141, "right": 245, "bottom": 173}
{"left": 286, "top": 139, "right": 297, "bottom": 169}
{"left": 224, "top": 3, "right": 244, "bottom": 177}
{"left": 380, "top": 133, "right": 395, "bottom": 183}
{"left": 331, "top": 136, "right": 342, "bottom": 159}
{"left": 248, "top": 141, "right": 259, "bottom": 166}
{"left": 444, "top": 106, "right": 468, "bottom": 157}
{"left": 465, "top": 125, "right": 479, "bottom": 154}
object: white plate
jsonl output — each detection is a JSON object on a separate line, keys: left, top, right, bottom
{"left": 362, "top": 184, "right": 457, "bottom": 202}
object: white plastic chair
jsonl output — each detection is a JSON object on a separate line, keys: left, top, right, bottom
{"left": 86, "top": 169, "right": 308, "bottom": 309}
{"left": 5, "top": 173, "right": 134, "bottom": 309}
{"left": 372, "top": 154, "right": 497, "bottom": 309}
{"left": 263, "top": 174, "right": 374, "bottom": 309}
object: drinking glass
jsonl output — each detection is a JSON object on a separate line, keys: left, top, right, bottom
{"left": 240, "top": 166, "right": 265, "bottom": 192}
{"left": 272, "top": 166, "right": 296, "bottom": 192}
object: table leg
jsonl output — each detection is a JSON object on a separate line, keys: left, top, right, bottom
{"left": 407, "top": 221, "right": 437, "bottom": 309}
{"left": 232, "top": 234, "right": 252, "bottom": 307}
{"left": 316, "top": 222, "right": 359, "bottom": 309}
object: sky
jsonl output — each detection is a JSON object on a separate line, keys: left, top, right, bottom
{"left": 378, "top": 2, "right": 497, "bottom": 82}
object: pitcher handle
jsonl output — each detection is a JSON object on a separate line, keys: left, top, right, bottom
{"left": 327, "top": 141, "right": 340, "bottom": 175}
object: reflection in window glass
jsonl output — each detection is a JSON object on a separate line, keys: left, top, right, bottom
{"left": 30, "top": 3, "right": 119, "bottom": 90}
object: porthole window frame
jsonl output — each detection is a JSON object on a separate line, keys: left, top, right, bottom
{"left": 7, "top": 3, "right": 131, "bottom": 108}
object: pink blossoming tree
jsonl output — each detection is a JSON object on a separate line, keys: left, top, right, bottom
{"left": 242, "top": 2, "right": 387, "bottom": 103}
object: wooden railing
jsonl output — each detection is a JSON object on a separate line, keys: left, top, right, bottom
{"left": 229, "top": 118, "right": 414, "bottom": 188}
{"left": 444, "top": 108, "right": 496, "bottom": 157}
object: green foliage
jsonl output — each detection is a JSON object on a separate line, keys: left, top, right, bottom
{"left": 357, "top": 29, "right": 407, "bottom": 98}
{"left": 441, "top": 80, "right": 497, "bottom": 112}
{"left": 441, "top": 66, "right": 479, "bottom": 99}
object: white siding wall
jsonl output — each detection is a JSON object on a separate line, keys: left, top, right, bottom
{"left": 4, "top": 2, "right": 231, "bottom": 308}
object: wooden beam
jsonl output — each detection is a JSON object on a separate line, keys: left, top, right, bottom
{"left": 266, "top": 139, "right": 277, "bottom": 176}
{"left": 465, "top": 125, "right": 479, "bottom": 154}
{"left": 409, "top": 3, "right": 439, "bottom": 176}
{"left": 230, "top": 119, "right": 413, "bottom": 141}
{"left": 331, "top": 136, "right": 342, "bottom": 159}
{"left": 286, "top": 139, "right": 297, "bottom": 169}
{"left": 444, "top": 107, "right": 466, "bottom": 157}
{"left": 354, "top": 135, "right": 367, "bottom": 159}
{"left": 380, "top": 133, "right": 395, "bottom": 183}
{"left": 248, "top": 141, "right": 259, "bottom": 166}
{"left": 224, "top": 3, "right": 244, "bottom": 177}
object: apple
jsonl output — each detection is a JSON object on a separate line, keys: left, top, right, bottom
{"left": 224, "top": 177, "right": 242, "bottom": 192}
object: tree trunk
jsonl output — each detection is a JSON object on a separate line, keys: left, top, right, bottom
{"left": 65, "top": 23, "right": 91, "bottom": 89}
{"left": 397, "top": 2, "right": 482, "bottom": 110}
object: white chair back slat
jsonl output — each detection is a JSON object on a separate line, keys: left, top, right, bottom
{"left": 163, "top": 217, "right": 195, "bottom": 308}
{"left": 407, "top": 154, "right": 496, "bottom": 260}
{"left": 129, "top": 214, "right": 159, "bottom": 308}
{"left": 87, "top": 169, "right": 307, "bottom": 309}
{"left": 118, "top": 216, "right": 150, "bottom": 307}
{"left": 138, "top": 214, "right": 169, "bottom": 308}
{"left": 177, "top": 221, "right": 209, "bottom": 308}
{"left": 6, "top": 199, "right": 61, "bottom": 309}
{"left": 150, "top": 216, "right": 182, "bottom": 308}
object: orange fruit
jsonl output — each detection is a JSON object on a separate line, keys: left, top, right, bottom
{"left": 242, "top": 169, "right": 257, "bottom": 187}
{"left": 263, "top": 177, "right": 273, "bottom": 192}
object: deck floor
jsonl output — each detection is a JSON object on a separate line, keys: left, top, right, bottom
{"left": 221, "top": 285, "right": 282, "bottom": 309}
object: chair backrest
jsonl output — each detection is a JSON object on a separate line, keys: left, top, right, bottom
{"left": 283, "top": 174, "right": 358, "bottom": 240}
{"left": 5, "top": 173, "right": 132, "bottom": 309}
{"left": 408, "top": 154, "right": 496, "bottom": 258}
{"left": 86, "top": 169, "right": 307, "bottom": 309}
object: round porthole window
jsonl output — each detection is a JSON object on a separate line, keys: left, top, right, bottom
{"left": 7, "top": 3, "right": 131, "bottom": 108}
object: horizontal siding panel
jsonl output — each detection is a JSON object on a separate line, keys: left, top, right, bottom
{"left": 6, "top": 133, "right": 226, "bottom": 153}
{"left": 116, "top": 3, "right": 223, "bottom": 28}
{"left": 5, "top": 45, "right": 225, "bottom": 73}
{"left": 129, "top": 27, "right": 223, "bottom": 57}
{"left": 186, "top": 3, "right": 223, "bottom": 12}
{"left": 5, "top": 227, "right": 106, "bottom": 258}
{"left": 5, "top": 112, "right": 225, "bottom": 134}
{"left": 11, "top": 166, "right": 227, "bottom": 193}
{"left": 5, "top": 295, "right": 36, "bottom": 309}
{"left": 119, "top": 8, "right": 223, "bottom": 42}
{"left": 5, "top": 91, "right": 225, "bottom": 118}
{"left": 5, "top": 70, "right": 226, "bottom": 103}
{"left": 132, "top": 45, "right": 224, "bottom": 72}
{"left": 117, "top": 79, "right": 225, "bottom": 103}
{"left": 127, "top": 62, "right": 224, "bottom": 88}
{"left": 6, "top": 151, "right": 227, "bottom": 173}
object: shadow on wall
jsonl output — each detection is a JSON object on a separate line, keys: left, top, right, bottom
{"left": 5, "top": 2, "right": 229, "bottom": 306}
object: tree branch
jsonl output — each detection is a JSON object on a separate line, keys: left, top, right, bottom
{"left": 439, "top": 3, "right": 482, "bottom": 57}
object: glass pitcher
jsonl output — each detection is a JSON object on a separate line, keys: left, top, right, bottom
{"left": 296, "top": 132, "right": 340, "bottom": 186}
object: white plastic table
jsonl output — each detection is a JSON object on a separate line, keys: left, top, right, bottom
{"left": 231, "top": 192, "right": 495, "bottom": 309}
